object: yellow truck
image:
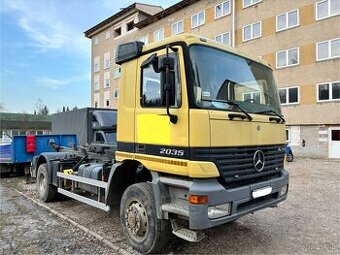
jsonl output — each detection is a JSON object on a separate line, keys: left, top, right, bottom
{"left": 33, "top": 34, "right": 289, "bottom": 254}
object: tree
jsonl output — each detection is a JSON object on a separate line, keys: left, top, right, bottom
{"left": 34, "top": 98, "right": 49, "bottom": 115}
{"left": 62, "top": 106, "right": 66, "bottom": 112}
{"left": 0, "top": 102, "right": 5, "bottom": 112}
{"left": 66, "top": 106, "right": 69, "bottom": 111}
{"left": 40, "top": 105, "right": 49, "bottom": 115}
{"left": 72, "top": 106, "right": 78, "bottom": 111}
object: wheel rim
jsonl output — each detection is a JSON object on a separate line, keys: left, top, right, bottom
{"left": 39, "top": 174, "right": 46, "bottom": 195}
{"left": 125, "top": 201, "right": 148, "bottom": 241}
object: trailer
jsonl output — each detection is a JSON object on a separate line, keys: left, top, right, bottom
{"left": 0, "top": 135, "right": 77, "bottom": 176}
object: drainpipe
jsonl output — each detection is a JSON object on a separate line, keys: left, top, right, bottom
{"left": 232, "top": 0, "right": 236, "bottom": 47}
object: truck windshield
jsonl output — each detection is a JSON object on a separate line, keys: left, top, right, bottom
{"left": 189, "top": 45, "right": 282, "bottom": 115}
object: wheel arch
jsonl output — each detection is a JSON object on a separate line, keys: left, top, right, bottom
{"left": 34, "top": 152, "right": 67, "bottom": 186}
{"left": 105, "top": 159, "right": 153, "bottom": 208}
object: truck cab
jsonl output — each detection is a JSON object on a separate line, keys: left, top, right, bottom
{"left": 115, "top": 33, "right": 288, "bottom": 246}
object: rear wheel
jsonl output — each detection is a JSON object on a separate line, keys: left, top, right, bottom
{"left": 36, "top": 163, "right": 57, "bottom": 202}
{"left": 120, "top": 182, "right": 171, "bottom": 254}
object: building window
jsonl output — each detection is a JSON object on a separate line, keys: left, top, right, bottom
{"left": 191, "top": 11, "right": 205, "bottom": 28}
{"left": 104, "top": 78, "right": 110, "bottom": 88}
{"left": 276, "top": 9, "right": 299, "bottom": 32}
{"left": 114, "top": 27, "right": 121, "bottom": 37}
{"left": 94, "top": 101, "right": 98, "bottom": 108}
{"left": 316, "top": 0, "right": 340, "bottom": 20}
{"left": 126, "top": 21, "right": 134, "bottom": 32}
{"left": 172, "top": 20, "right": 183, "bottom": 35}
{"left": 279, "top": 86, "right": 299, "bottom": 105}
{"left": 139, "top": 35, "right": 148, "bottom": 45}
{"left": 105, "top": 30, "right": 111, "bottom": 39}
{"left": 316, "top": 38, "right": 340, "bottom": 61}
{"left": 113, "top": 89, "right": 119, "bottom": 99}
{"left": 276, "top": 47, "right": 299, "bottom": 68}
{"left": 215, "top": 32, "right": 231, "bottom": 45}
{"left": 215, "top": 1, "right": 231, "bottom": 19}
{"left": 113, "top": 67, "right": 121, "bottom": 79}
{"left": 243, "top": 0, "right": 262, "bottom": 8}
{"left": 94, "top": 93, "right": 99, "bottom": 107}
{"left": 93, "top": 75, "right": 99, "bottom": 91}
{"left": 243, "top": 91, "right": 261, "bottom": 104}
{"left": 317, "top": 81, "right": 340, "bottom": 102}
{"left": 243, "top": 21, "right": 261, "bottom": 42}
{"left": 154, "top": 28, "right": 164, "bottom": 42}
{"left": 104, "top": 71, "right": 110, "bottom": 88}
{"left": 104, "top": 91, "right": 110, "bottom": 107}
{"left": 93, "top": 36, "right": 98, "bottom": 45}
{"left": 104, "top": 52, "right": 111, "bottom": 69}
{"left": 93, "top": 56, "right": 100, "bottom": 73}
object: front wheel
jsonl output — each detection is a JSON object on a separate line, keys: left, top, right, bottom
{"left": 120, "top": 183, "right": 171, "bottom": 254}
{"left": 36, "top": 163, "right": 57, "bottom": 202}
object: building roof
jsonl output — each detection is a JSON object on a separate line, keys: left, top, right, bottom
{"left": 135, "top": 0, "right": 199, "bottom": 29}
{"left": 0, "top": 112, "right": 52, "bottom": 130}
{"left": 84, "top": 3, "right": 163, "bottom": 38}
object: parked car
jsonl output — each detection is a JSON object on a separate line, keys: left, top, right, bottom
{"left": 285, "top": 145, "right": 294, "bottom": 162}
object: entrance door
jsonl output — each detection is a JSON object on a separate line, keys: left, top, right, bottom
{"left": 329, "top": 128, "right": 340, "bottom": 159}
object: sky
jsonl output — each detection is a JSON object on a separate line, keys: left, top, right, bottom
{"left": 0, "top": 0, "right": 179, "bottom": 114}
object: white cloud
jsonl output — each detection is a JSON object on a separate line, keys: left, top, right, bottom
{"left": 36, "top": 72, "right": 90, "bottom": 90}
{"left": 2, "top": 0, "right": 90, "bottom": 56}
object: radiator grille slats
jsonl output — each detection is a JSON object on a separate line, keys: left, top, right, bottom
{"left": 191, "top": 144, "right": 285, "bottom": 185}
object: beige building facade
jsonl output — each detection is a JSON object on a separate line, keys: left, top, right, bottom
{"left": 85, "top": 0, "right": 340, "bottom": 158}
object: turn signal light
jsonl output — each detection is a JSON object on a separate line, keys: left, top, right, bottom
{"left": 189, "top": 195, "right": 208, "bottom": 204}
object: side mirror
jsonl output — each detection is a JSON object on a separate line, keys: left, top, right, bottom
{"left": 159, "top": 54, "right": 177, "bottom": 124}
{"left": 160, "top": 70, "right": 175, "bottom": 106}
{"left": 158, "top": 56, "right": 174, "bottom": 71}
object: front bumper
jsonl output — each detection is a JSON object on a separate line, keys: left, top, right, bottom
{"left": 188, "top": 169, "right": 289, "bottom": 229}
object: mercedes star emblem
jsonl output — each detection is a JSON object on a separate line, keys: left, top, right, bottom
{"left": 253, "top": 150, "right": 265, "bottom": 172}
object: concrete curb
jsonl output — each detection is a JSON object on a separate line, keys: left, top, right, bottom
{"left": 12, "top": 188, "right": 132, "bottom": 255}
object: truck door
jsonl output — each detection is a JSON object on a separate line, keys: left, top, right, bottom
{"left": 134, "top": 47, "right": 189, "bottom": 175}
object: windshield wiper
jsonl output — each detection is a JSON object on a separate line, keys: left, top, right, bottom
{"left": 256, "top": 110, "right": 286, "bottom": 123}
{"left": 202, "top": 99, "right": 253, "bottom": 121}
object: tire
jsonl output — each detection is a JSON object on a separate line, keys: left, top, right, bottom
{"left": 120, "top": 182, "right": 171, "bottom": 254}
{"left": 36, "top": 163, "right": 57, "bottom": 202}
{"left": 287, "top": 153, "right": 294, "bottom": 162}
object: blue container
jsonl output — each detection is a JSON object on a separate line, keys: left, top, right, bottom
{"left": 0, "top": 134, "right": 77, "bottom": 164}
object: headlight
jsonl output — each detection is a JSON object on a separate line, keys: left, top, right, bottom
{"left": 208, "top": 203, "right": 231, "bottom": 219}
{"left": 280, "top": 185, "right": 288, "bottom": 197}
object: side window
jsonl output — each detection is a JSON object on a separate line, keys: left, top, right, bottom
{"left": 142, "top": 66, "right": 162, "bottom": 107}
{"left": 141, "top": 53, "right": 181, "bottom": 108}
{"left": 95, "top": 132, "right": 105, "bottom": 143}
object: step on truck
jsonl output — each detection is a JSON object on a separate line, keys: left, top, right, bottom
{"left": 32, "top": 34, "right": 289, "bottom": 254}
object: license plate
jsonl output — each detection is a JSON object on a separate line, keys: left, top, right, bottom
{"left": 252, "top": 186, "right": 272, "bottom": 199}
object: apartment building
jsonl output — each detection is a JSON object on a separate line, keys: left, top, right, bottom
{"left": 84, "top": 0, "right": 340, "bottom": 158}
